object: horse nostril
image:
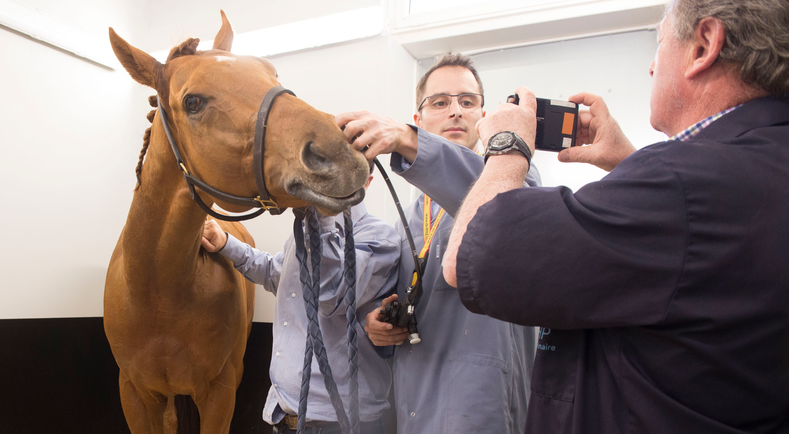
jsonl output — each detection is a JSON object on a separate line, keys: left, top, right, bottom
{"left": 302, "top": 141, "right": 333, "bottom": 173}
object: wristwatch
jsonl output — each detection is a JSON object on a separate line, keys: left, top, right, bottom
{"left": 484, "top": 131, "right": 532, "bottom": 164}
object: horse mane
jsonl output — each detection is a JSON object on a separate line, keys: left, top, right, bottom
{"left": 134, "top": 96, "right": 159, "bottom": 190}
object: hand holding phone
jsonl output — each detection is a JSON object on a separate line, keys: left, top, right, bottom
{"left": 508, "top": 94, "right": 578, "bottom": 152}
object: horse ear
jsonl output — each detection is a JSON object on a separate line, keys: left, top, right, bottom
{"left": 109, "top": 28, "right": 162, "bottom": 89}
{"left": 212, "top": 10, "right": 234, "bottom": 51}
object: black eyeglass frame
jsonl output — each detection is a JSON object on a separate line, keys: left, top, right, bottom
{"left": 417, "top": 93, "right": 485, "bottom": 111}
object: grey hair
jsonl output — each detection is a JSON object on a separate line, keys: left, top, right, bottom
{"left": 666, "top": 0, "right": 789, "bottom": 95}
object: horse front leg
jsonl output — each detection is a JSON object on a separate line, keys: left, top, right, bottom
{"left": 194, "top": 365, "right": 241, "bottom": 434}
{"left": 119, "top": 372, "right": 168, "bottom": 434}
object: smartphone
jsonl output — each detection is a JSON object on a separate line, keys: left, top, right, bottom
{"left": 508, "top": 95, "right": 578, "bottom": 152}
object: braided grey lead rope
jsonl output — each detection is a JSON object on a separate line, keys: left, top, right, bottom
{"left": 342, "top": 209, "right": 360, "bottom": 434}
{"left": 293, "top": 208, "right": 314, "bottom": 433}
{"left": 306, "top": 210, "right": 350, "bottom": 432}
{"left": 293, "top": 207, "right": 355, "bottom": 434}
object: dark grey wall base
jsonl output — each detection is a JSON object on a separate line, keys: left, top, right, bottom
{"left": 0, "top": 317, "right": 273, "bottom": 434}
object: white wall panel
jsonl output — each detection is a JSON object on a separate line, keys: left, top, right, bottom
{"left": 0, "top": 0, "right": 150, "bottom": 319}
{"left": 144, "top": 0, "right": 380, "bottom": 53}
{"left": 470, "top": 29, "right": 666, "bottom": 191}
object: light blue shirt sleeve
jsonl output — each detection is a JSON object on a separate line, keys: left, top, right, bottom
{"left": 220, "top": 233, "right": 285, "bottom": 295}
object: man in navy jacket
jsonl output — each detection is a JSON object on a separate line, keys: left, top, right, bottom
{"left": 442, "top": 0, "right": 789, "bottom": 433}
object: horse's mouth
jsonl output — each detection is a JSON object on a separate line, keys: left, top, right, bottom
{"left": 286, "top": 183, "right": 366, "bottom": 215}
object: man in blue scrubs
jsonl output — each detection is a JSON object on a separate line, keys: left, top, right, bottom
{"left": 337, "top": 54, "right": 539, "bottom": 433}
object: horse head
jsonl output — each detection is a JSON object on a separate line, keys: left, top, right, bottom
{"left": 109, "top": 11, "right": 369, "bottom": 215}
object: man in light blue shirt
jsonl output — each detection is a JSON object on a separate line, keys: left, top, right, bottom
{"left": 336, "top": 54, "right": 538, "bottom": 433}
{"left": 201, "top": 174, "right": 400, "bottom": 433}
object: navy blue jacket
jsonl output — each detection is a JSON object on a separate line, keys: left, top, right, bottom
{"left": 457, "top": 96, "right": 789, "bottom": 434}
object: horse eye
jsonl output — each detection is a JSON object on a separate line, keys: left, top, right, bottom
{"left": 184, "top": 95, "right": 205, "bottom": 114}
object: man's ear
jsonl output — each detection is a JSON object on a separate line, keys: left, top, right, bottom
{"left": 685, "top": 17, "right": 726, "bottom": 80}
{"left": 413, "top": 112, "right": 422, "bottom": 127}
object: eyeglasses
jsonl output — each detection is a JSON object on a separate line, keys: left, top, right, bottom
{"left": 418, "top": 93, "right": 484, "bottom": 112}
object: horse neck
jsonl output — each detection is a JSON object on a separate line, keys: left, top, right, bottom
{"left": 121, "top": 123, "right": 207, "bottom": 293}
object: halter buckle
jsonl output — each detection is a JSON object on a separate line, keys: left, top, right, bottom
{"left": 179, "top": 163, "right": 190, "bottom": 176}
{"left": 254, "top": 196, "right": 280, "bottom": 210}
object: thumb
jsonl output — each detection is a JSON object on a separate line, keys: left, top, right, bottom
{"left": 201, "top": 236, "right": 214, "bottom": 251}
{"left": 378, "top": 294, "right": 398, "bottom": 311}
{"left": 381, "top": 293, "right": 398, "bottom": 308}
{"left": 558, "top": 146, "right": 593, "bottom": 165}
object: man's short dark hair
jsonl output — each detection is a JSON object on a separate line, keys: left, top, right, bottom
{"left": 667, "top": 0, "right": 789, "bottom": 95}
{"left": 415, "top": 53, "right": 485, "bottom": 110}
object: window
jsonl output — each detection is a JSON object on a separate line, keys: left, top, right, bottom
{"left": 390, "top": 0, "right": 666, "bottom": 60}
{"left": 394, "top": 0, "right": 605, "bottom": 29}
{"left": 409, "top": 0, "right": 559, "bottom": 15}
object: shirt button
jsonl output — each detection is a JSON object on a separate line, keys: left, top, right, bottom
{"left": 292, "top": 293, "right": 297, "bottom": 298}
{"left": 464, "top": 330, "right": 468, "bottom": 335}
{"left": 276, "top": 352, "right": 280, "bottom": 357}
{"left": 410, "top": 412, "right": 416, "bottom": 417}
{"left": 284, "top": 321, "right": 288, "bottom": 326}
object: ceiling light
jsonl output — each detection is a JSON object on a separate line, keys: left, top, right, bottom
{"left": 151, "top": 6, "right": 384, "bottom": 63}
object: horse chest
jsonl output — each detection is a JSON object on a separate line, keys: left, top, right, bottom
{"left": 106, "top": 258, "right": 247, "bottom": 358}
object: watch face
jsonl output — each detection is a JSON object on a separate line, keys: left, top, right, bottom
{"left": 489, "top": 132, "right": 514, "bottom": 151}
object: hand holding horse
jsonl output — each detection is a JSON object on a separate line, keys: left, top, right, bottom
{"left": 201, "top": 219, "right": 228, "bottom": 253}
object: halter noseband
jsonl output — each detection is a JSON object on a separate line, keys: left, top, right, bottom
{"left": 157, "top": 85, "right": 295, "bottom": 221}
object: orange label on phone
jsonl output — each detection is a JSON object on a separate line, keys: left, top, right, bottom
{"left": 562, "top": 113, "right": 575, "bottom": 135}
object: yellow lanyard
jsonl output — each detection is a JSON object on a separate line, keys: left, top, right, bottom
{"left": 420, "top": 195, "right": 445, "bottom": 259}
{"left": 410, "top": 196, "right": 444, "bottom": 288}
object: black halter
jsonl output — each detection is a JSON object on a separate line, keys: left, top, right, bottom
{"left": 157, "top": 85, "right": 295, "bottom": 221}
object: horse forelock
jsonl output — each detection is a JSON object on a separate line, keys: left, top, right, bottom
{"left": 167, "top": 38, "right": 201, "bottom": 62}
{"left": 157, "top": 38, "right": 200, "bottom": 110}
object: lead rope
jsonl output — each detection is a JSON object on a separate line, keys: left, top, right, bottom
{"left": 293, "top": 207, "right": 354, "bottom": 434}
{"left": 342, "top": 209, "right": 360, "bottom": 434}
{"left": 293, "top": 207, "right": 314, "bottom": 433}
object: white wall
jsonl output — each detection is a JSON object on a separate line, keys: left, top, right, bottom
{"left": 0, "top": 0, "right": 150, "bottom": 319}
{"left": 143, "top": 0, "right": 380, "bottom": 53}
{"left": 470, "top": 30, "right": 667, "bottom": 191}
{"left": 0, "top": 0, "right": 664, "bottom": 322}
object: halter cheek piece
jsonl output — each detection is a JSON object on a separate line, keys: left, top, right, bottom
{"left": 157, "top": 85, "right": 295, "bottom": 221}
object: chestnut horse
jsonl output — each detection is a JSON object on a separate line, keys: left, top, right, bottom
{"left": 104, "top": 11, "right": 368, "bottom": 434}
